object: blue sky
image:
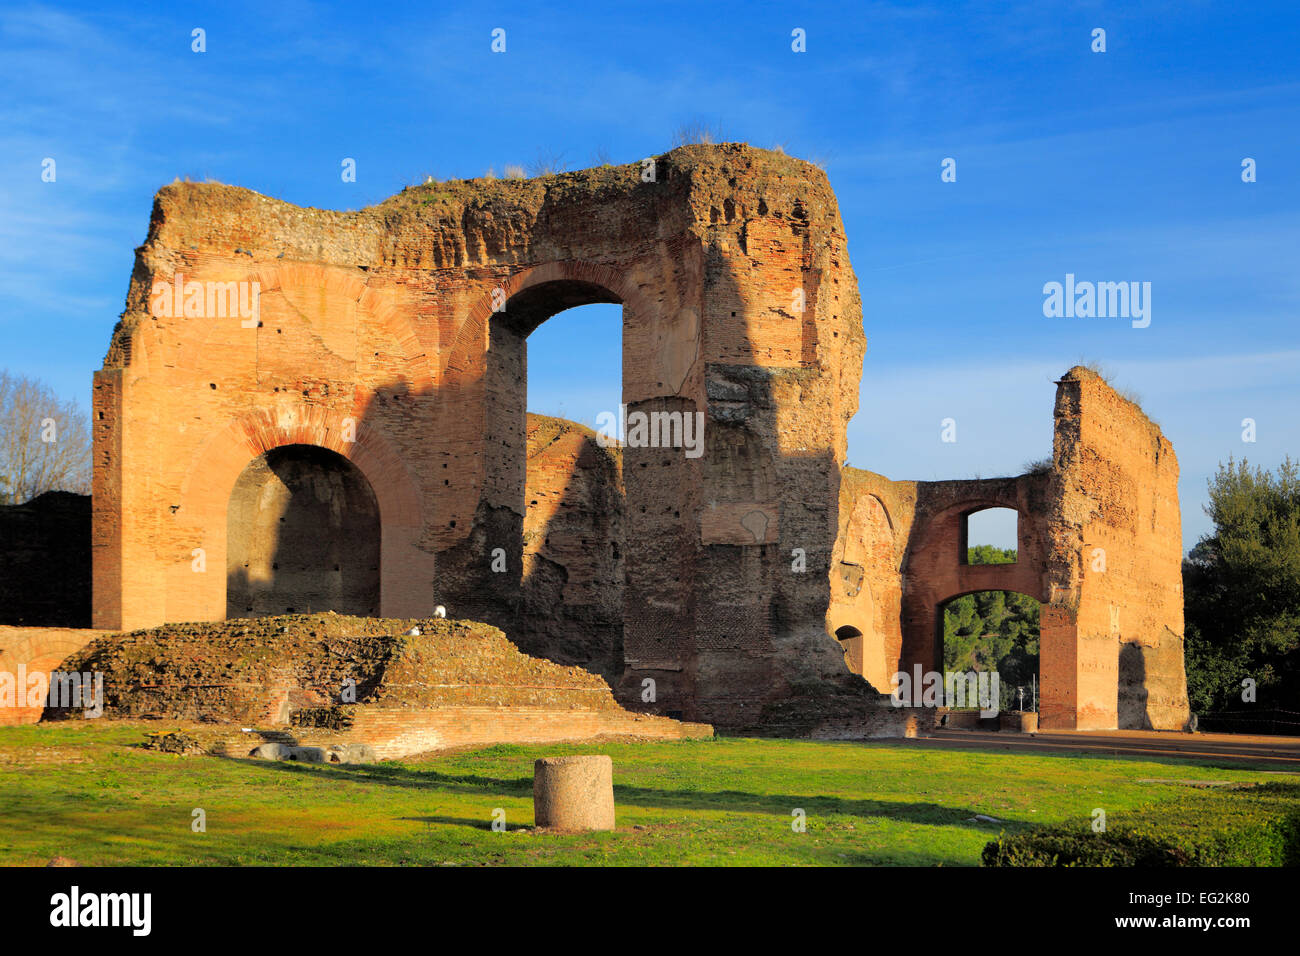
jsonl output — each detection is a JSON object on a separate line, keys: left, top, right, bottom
{"left": 2, "top": 1, "right": 1297, "bottom": 550}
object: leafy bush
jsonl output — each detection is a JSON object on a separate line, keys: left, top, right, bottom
{"left": 982, "top": 783, "right": 1300, "bottom": 866}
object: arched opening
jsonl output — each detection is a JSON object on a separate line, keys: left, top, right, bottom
{"left": 834, "top": 624, "right": 865, "bottom": 676}
{"left": 493, "top": 282, "right": 626, "bottom": 681}
{"left": 226, "top": 444, "right": 380, "bottom": 618}
{"left": 938, "top": 589, "right": 1040, "bottom": 712}
{"left": 831, "top": 492, "right": 894, "bottom": 691}
{"left": 960, "top": 506, "right": 1019, "bottom": 565}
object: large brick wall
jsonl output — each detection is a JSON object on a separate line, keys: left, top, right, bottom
{"left": 89, "top": 143, "right": 1189, "bottom": 735}
{"left": 1045, "top": 367, "right": 1189, "bottom": 730}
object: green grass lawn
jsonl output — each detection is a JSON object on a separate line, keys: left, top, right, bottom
{"left": 0, "top": 723, "right": 1287, "bottom": 866}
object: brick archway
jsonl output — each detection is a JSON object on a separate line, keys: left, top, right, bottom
{"left": 928, "top": 584, "right": 1044, "bottom": 701}
{"left": 443, "top": 260, "right": 666, "bottom": 389}
{"left": 226, "top": 444, "right": 382, "bottom": 618}
{"left": 901, "top": 496, "right": 1048, "bottom": 677}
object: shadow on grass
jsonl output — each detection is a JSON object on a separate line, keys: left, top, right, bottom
{"left": 841, "top": 738, "right": 1289, "bottom": 778}
{"left": 882, "top": 736, "right": 1293, "bottom": 773}
{"left": 227, "top": 757, "right": 1021, "bottom": 832}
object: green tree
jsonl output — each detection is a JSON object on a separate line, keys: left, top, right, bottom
{"left": 942, "top": 548, "right": 1041, "bottom": 708}
{"left": 1183, "top": 457, "right": 1300, "bottom": 713}
{"left": 968, "top": 544, "right": 1016, "bottom": 565}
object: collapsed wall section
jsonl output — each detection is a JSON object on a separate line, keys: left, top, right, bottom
{"left": 519, "top": 414, "right": 625, "bottom": 684}
{"left": 832, "top": 367, "right": 1190, "bottom": 731}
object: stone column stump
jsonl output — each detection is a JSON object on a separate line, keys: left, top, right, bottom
{"left": 533, "top": 755, "right": 615, "bottom": 831}
{"left": 1000, "top": 710, "right": 1039, "bottom": 733}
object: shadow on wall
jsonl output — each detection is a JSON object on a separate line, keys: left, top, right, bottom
{"left": 0, "top": 491, "right": 91, "bottom": 627}
{"left": 677, "top": 223, "right": 868, "bottom": 728}
{"left": 1118, "top": 640, "right": 1152, "bottom": 730}
{"left": 517, "top": 415, "right": 626, "bottom": 684}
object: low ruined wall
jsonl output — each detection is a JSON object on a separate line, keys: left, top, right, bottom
{"left": 179, "top": 708, "right": 710, "bottom": 761}
{"left": 27, "top": 612, "right": 714, "bottom": 755}
{"left": 0, "top": 626, "right": 106, "bottom": 725}
{"left": 344, "top": 706, "right": 710, "bottom": 759}
{"left": 752, "top": 692, "right": 935, "bottom": 739}
{"left": 55, "top": 614, "right": 623, "bottom": 725}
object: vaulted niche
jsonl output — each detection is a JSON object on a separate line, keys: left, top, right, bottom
{"left": 226, "top": 444, "right": 380, "bottom": 618}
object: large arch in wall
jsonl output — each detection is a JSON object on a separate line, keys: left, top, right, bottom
{"left": 461, "top": 261, "right": 703, "bottom": 692}
{"left": 926, "top": 584, "right": 1043, "bottom": 706}
{"left": 226, "top": 444, "right": 382, "bottom": 618}
{"left": 896, "top": 482, "right": 1093, "bottom": 726}
{"left": 168, "top": 406, "right": 429, "bottom": 623}
{"left": 432, "top": 258, "right": 690, "bottom": 533}
{"left": 827, "top": 491, "right": 896, "bottom": 693}
{"left": 900, "top": 493, "right": 1049, "bottom": 676}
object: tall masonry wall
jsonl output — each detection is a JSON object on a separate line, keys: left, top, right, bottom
{"left": 1046, "top": 368, "right": 1190, "bottom": 730}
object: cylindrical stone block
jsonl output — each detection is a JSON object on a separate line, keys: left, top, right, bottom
{"left": 533, "top": 755, "right": 615, "bottom": 831}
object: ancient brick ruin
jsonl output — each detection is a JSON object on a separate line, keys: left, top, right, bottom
{"left": 83, "top": 143, "right": 1190, "bottom": 733}
{"left": 832, "top": 367, "right": 1190, "bottom": 731}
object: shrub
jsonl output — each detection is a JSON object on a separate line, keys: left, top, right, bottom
{"left": 982, "top": 783, "right": 1300, "bottom": 866}
{"left": 671, "top": 121, "right": 724, "bottom": 147}
{"left": 526, "top": 148, "right": 567, "bottom": 177}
